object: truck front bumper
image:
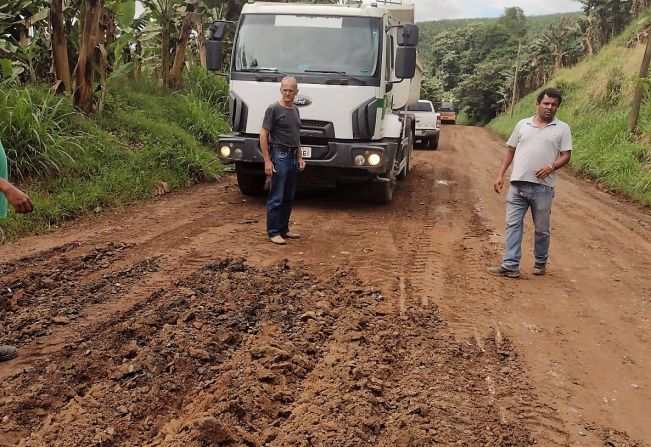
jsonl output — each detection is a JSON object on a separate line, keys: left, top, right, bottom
{"left": 217, "top": 134, "right": 399, "bottom": 187}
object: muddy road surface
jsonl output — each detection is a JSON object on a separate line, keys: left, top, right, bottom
{"left": 1, "top": 125, "right": 650, "bottom": 447}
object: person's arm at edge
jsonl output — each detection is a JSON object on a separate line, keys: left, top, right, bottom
{"left": 494, "top": 146, "right": 515, "bottom": 193}
{"left": 0, "top": 177, "right": 33, "bottom": 213}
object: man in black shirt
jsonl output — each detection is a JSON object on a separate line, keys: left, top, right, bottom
{"left": 260, "top": 76, "right": 306, "bottom": 245}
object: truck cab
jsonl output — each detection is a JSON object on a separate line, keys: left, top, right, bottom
{"left": 206, "top": 2, "right": 421, "bottom": 204}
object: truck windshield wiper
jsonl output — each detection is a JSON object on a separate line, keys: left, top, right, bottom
{"left": 303, "top": 69, "right": 364, "bottom": 83}
{"left": 238, "top": 67, "right": 289, "bottom": 81}
{"left": 239, "top": 67, "right": 281, "bottom": 72}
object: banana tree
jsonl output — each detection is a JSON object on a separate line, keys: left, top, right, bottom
{"left": 0, "top": 0, "right": 50, "bottom": 83}
{"left": 73, "top": 0, "right": 102, "bottom": 113}
{"left": 50, "top": 0, "right": 71, "bottom": 92}
{"left": 140, "top": 0, "right": 185, "bottom": 86}
{"left": 168, "top": 0, "right": 198, "bottom": 88}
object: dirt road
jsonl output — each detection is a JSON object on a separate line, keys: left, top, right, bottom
{"left": 1, "top": 125, "right": 649, "bottom": 446}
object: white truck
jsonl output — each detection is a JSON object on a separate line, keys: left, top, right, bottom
{"left": 408, "top": 99, "right": 441, "bottom": 150}
{"left": 206, "top": 1, "right": 422, "bottom": 204}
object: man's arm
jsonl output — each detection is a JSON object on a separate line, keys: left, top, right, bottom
{"left": 296, "top": 146, "right": 305, "bottom": 172}
{"left": 260, "top": 128, "right": 274, "bottom": 177}
{"left": 535, "top": 150, "right": 571, "bottom": 180}
{"left": 554, "top": 150, "right": 572, "bottom": 170}
{"left": 0, "top": 178, "right": 33, "bottom": 213}
{"left": 494, "top": 146, "right": 516, "bottom": 193}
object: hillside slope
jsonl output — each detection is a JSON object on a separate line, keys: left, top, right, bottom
{"left": 489, "top": 15, "right": 651, "bottom": 206}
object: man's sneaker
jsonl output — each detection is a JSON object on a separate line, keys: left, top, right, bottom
{"left": 0, "top": 345, "right": 18, "bottom": 362}
{"left": 283, "top": 231, "right": 301, "bottom": 239}
{"left": 532, "top": 263, "right": 546, "bottom": 276}
{"left": 487, "top": 266, "right": 520, "bottom": 278}
{"left": 269, "top": 235, "right": 286, "bottom": 245}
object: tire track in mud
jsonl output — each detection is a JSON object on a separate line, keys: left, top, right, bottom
{"left": 0, "top": 197, "right": 266, "bottom": 371}
{"left": 0, "top": 243, "right": 158, "bottom": 347}
{"left": 388, "top": 147, "right": 575, "bottom": 446}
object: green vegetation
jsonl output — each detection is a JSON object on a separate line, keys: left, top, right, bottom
{"left": 0, "top": 68, "right": 229, "bottom": 241}
{"left": 418, "top": 12, "right": 581, "bottom": 54}
{"left": 489, "top": 16, "right": 651, "bottom": 206}
{"left": 418, "top": 1, "right": 647, "bottom": 124}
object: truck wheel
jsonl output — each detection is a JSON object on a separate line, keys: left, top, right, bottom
{"left": 371, "top": 181, "right": 394, "bottom": 205}
{"left": 429, "top": 134, "right": 439, "bottom": 150}
{"left": 235, "top": 164, "right": 266, "bottom": 196}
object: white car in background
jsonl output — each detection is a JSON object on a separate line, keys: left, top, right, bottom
{"left": 408, "top": 100, "right": 441, "bottom": 150}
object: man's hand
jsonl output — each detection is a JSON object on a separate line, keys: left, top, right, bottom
{"left": 493, "top": 175, "right": 505, "bottom": 193}
{"left": 264, "top": 159, "right": 275, "bottom": 177}
{"left": 5, "top": 185, "right": 33, "bottom": 213}
{"left": 298, "top": 158, "right": 306, "bottom": 172}
{"left": 535, "top": 163, "right": 555, "bottom": 180}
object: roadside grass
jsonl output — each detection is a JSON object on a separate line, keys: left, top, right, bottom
{"left": 0, "top": 67, "right": 229, "bottom": 242}
{"left": 488, "top": 15, "right": 651, "bottom": 206}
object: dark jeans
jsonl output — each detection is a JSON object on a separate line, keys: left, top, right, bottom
{"left": 267, "top": 148, "right": 298, "bottom": 237}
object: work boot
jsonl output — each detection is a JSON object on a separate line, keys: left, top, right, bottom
{"left": 0, "top": 345, "right": 18, "bottom": 362}
{"left": 269, "top": 235, "right": 286, "bottom": 245}
{"left": 282, "top": 231, "right": 301, "bottom": 239}
{"left": 532, "top": 263, "right": 546, "bottom": 276}
{"left": 487, "top": 266, "right": 520, "bottom": 278}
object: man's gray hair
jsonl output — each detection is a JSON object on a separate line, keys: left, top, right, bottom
{"left": 281, "top": 75, "right": 298, "bottom": 88}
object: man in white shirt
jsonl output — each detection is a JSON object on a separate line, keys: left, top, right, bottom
{"left": 488, "top": 88, "right": 572, "bottom": 278}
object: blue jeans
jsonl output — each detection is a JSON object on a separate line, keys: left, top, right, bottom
{"left": 502, "top": 181, "right": 555, "bottom": 271}
{"left": 267, "top": 148, "right": 298, "bottom": 237}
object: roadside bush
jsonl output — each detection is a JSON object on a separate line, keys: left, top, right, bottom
{"left": 597, "top": 68, "right": 623, "bottom": 109}
{"left": 0, "top": 84, "right": 87, "bottom": 179}
{"left": 184, "top": 65, "right": 229, "bottom": 112}
{"left": 0, "top": 76, "right": 229, "bottom": 241}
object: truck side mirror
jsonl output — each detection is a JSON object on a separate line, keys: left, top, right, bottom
{"left": 395, "top": 47, "right": 416, "bottom": 79}
{"left": 210, "top": 21, "right": 227, "bottom": 41}
{"left": 397, "top": 24, "right": 419, "bottom": 47}
{"left": 206, "top": 21, "right": 228, "bottom": 72}
{"left": 206, "top": 40, "right": 223, "bottom": 72}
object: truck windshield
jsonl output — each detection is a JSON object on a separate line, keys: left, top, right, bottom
{"left": 408, "top": 102, "right": 433, "bottom": 112}
{"left": 234, "top": 14, "right": 381, "bottom": 78}
{"left": 440, "top": 101, "right": 454, "bottom": 112}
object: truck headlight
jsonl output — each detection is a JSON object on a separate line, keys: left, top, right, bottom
{"left": 354, "top": 155, "right": 366, "bottom": 166}
{"left": 220, "top": 145, "right": 231, "bottom": 157}
{"left": 233, "top": 148, "right": 243, "bottom": 159}
{"left": 368, "top": 153, "right": 381, "bottom": 166}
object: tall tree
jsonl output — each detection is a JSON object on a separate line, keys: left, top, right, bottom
{"left": 498, "top": 7, "right": 527, "bottom": 116}
{"left": 74, "top": 0, "right": 102, "bottom": 113}
{"left": 168, "top": 0, "right": 196, "bottom": 88}
{"left": 50, "top": 0, "right": 72, "bottom": 93}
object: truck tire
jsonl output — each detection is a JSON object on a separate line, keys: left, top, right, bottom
{"left": 371, "top": 180, "right": 394, "bottom": 205}
{"left": 429, "top": 134, "right": 439, "bottom": 150}
{"left": 235, "top": 164, "right": 266, "bottom": 196}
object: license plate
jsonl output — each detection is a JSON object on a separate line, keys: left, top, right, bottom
{"left": 416, "top": 130, "right": 425, "bottom": 136}
{"left": 301, "top": 146, "right": 312, "bottom": 158}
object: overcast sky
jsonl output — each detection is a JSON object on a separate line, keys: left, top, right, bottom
{"left": 368, "top": 0, "right": 583, "bottom": 22}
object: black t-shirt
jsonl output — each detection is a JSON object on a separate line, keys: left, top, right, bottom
{"left": 262, "top": 102, "right": 301, "bottom": 149}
